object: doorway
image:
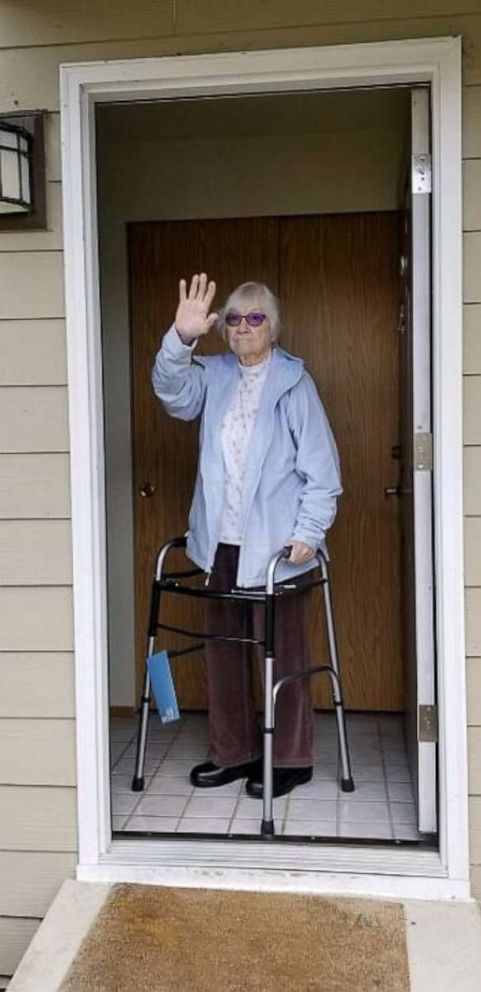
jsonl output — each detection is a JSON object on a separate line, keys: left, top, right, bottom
{"left": 97, "top": 83, "right": 436, "bottom": 843}
{"left": 61, "top": 38, "right": 466, "bottom": 896}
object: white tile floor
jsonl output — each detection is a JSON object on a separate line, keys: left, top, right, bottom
{"left": 110, "top": 711, "right": 430, "bottom": 841}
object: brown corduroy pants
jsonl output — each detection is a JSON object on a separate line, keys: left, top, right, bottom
{"left": 204, "top": 544, "right": 313, "bottom": 769}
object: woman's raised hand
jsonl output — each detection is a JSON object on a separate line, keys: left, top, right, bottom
{"left": 175, "top": 273, "right": 218, "bottom": 344}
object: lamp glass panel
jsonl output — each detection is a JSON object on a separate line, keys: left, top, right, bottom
{"left": 1, "top": 148, "right": 21, "bottom": 199}
{"left": 20, "top": 154, "right": 31, "bottom": 204}
{"left": 0, "top": 128, "right": 18, "bottom": 151}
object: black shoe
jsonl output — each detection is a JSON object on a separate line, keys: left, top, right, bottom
{"left": 245, "top": 766, "right": 313, "bottom": 799}
{"left": 190, "top": 759, "right": 262, "bottom": 788}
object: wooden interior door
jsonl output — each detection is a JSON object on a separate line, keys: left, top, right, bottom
{"left": 128, "top": 212, "right": 402, "bottom": 711}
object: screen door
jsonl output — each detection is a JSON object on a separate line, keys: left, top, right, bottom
{"left": 399, "top": 87, "right": 437, "bottom": 835}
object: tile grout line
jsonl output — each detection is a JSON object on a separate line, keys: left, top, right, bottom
{"left": 149, "top": 714, "right": 200, "bottom": 830}
{"left": 377, "top": 717, "right": 395, "bottom": 841}
{"left": 174, "top": 792, "right": 197, "bottom": 832}
{"left": 112, "top": 727, "right": 153, "bottom": 829}
{"left": 176, "top": 716, "right": 216, "bottom": 831}
{"left": 175, "top": 714, "right": 234, "bottom": 833}
{"left": 110, "top": 733, "right": 135, "bottom": 771}
{"left": 119, "top": 716, "right": 183, "bottom": 827}
{"left": 335, "top": 722, "right": 342, "bottom": 838}
{"left": 227, "top": 782, "right": 244, "bottom": 833}
{"left": 281, "top": 792, "right": 291, "bottom": 836}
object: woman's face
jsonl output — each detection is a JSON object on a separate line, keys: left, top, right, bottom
{"left": 225, "top": 297, "right": 272, "bottom": 366}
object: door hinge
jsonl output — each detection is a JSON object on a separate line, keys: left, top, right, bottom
{"left": 418, "top": 704, "right": 438, "bottom": 743}
{"left": 412, "top": 153, "right": 432, "bottom": 194}
{"left": 414, "top": 432, "right": 433, "bottom": 471}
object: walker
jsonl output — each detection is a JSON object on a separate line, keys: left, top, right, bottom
{"left": 131, "top": 536, "right": 354, "bottom": 837}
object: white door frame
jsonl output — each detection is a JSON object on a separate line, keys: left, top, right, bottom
{"left": 60, "top": 36, "right": 469, "bottom": 900}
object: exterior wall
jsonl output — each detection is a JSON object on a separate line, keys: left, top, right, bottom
{"left": 0, "top": 0, "right": 480, "bottom": 977}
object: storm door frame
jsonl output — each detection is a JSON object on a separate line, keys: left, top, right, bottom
{"left": 60, "top": 36, "right": 468, "bottom": 899}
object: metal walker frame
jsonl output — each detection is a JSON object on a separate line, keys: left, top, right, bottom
{"left": 131, "top": 536, "right": 354, "bottom": 837}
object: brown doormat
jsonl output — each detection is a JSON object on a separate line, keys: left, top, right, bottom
{"left": 60, "top": 884, "right": 410, "bottom": 992}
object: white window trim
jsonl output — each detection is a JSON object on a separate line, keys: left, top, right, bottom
{"left": 60, "top": 36, "right": 470, "bottom": 900}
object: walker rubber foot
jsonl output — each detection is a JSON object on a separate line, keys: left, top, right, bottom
{"left": 261, "top": 820, "right": 275, "bottom": 838}
{"left": 131, "top": 776, "right": 144, "bottom": 792}
{"left": 341, "top": 777, "right": 355, "bottom": 793}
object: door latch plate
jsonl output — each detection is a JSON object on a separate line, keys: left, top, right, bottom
{"left": 418, "top": 704, "right": 438, "bottom": 743}
{"left": 414, "top": 432, "right": 433, "bottom": 471}
{"left": 412, "top": 153, "right": 432, "bottom": 193}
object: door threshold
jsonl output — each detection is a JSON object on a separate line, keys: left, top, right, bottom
{"left": 115, "top": 830, "right": 435, "bottom": 846}
{"left": 76, "top": 837, "right": 469, "bottom": 901}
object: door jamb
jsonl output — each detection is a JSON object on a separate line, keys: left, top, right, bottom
{"left": 60, "top": 36, "right": 468, "bottom": 898}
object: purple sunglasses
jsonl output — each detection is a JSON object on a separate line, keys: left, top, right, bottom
{"left": 225, "top": 309, "right": 266, "bottom": 328}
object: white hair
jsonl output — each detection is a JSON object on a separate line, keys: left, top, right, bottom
{"left": 216, "top": 281, "right": 281, "bottom": 343}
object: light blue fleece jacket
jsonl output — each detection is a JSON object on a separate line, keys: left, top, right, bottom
{"left": 152, "top": 324, "right": 342, "bottom": 588}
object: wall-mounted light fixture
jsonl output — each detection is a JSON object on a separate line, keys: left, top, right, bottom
{"left": 0, "top": 119, "right": 33, "bottom": 214}
{"left": 0, "top": 111, "right": 47, "bottom": 230}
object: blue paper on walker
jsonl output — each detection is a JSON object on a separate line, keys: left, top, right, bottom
{"left": 147, "top": 650, "right": 180, "bottom": 724}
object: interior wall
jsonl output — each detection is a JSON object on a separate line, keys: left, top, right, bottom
{"left": 97, "top": 104, "right": 408, "bottom": 706}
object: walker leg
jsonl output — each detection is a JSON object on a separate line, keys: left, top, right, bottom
{"left": 131, "top": 563, "right": 164, "bottom": 792}
{"left": 261, "top": 586, "right": 276, "bottom": 837}
{"left": 131, "top": 650, "right": 153, "bottom": 791}
{"left": 321, "top": 560, "right": 355, "bottom": 793}
{"left": 262, "top": 652, "right": 275, "bottom": 836}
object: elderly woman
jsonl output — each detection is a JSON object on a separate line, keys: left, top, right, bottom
{"left": 152, "top": 272, "right": 342, "bottom": 798}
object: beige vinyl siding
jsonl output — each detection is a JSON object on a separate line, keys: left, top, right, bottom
{"left": 464, "top": 85, "right": 481, "bottom": 156}
{"left": 465, "top": 448, "right": 481, "bottom": 515}
{"left": 175, "top": 2, "right": 481, "bottom": 33}
{"left": 471, "top": 797, "right": 481, "bottom": 863}
{"left": 0, "top": 520, "right": 72, "bottom": 585}
{"left": 466, "top": 519, "right": 481, "bottom": 587}
{"left": 0, "top": 0, "right": 480, "bottom": 975}
{"left": 0, "top": 252, "right": 65, "bottom": 319}
{"left": 469, "top": 730, "right": 481, "bottom": 793}
{"left": 466, "top": 589, "right": 481, "bottom": 657}
{"left": 464, "top": 160, "right": 481, "bottom": 230}
{"left": 465, "top": 376, "right": 481, "bottom": 444}
{"left": 467, "top": 658, "right": 481, "bottom": 724}
{"left": 0, "top": 388, "right": 69, "bottom": 452}
{"left": 0, "top": 53, "right": 74, "bottom": 973}
{"left": 0, "top": 920, "right": 41, "bottom": 979}
{"left": 0, "top": 454, "right": 70, "bottom": 518}
{"left": 0, "top": 184, "right": 63, "bottom": 253}
{"left": 0, "top": 321, "right": 67, "bottom": 385}
{"left": 0, "top": 786, "right": 77, "bottom": 851}
{"left": 462, "top": 21, "right": 481, "bottom": 901}
{"left": 0, "top": 720, "right": 76, "bottom": 785}
{"left": 0, "top": 588, "right": 73, "bottom": 651}
{"left": 0, "top": 654, "right": 74, "bottom": 717}
{"left": 464, "top": 232, "right": 481, "bottom": 303}
{"left": 464, "top": 101, "right": 481, "bottom": 887}
{"left": 0, "top": 853, "right": 77, "bottom": 917}
{"left": 464, "top": 305, "right": 481, "bottom": 370}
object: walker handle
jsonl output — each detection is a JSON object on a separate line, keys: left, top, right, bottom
{"left": 282, "top": 545, "right": 292, "bottom": 559}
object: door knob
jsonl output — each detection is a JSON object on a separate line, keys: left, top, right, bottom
{"left": 139, "top": 482, "right": 156, "bottom": 498}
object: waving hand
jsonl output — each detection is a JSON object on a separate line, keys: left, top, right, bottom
{"left": 175, "top": 273, "right": 218, "bottom": 345}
